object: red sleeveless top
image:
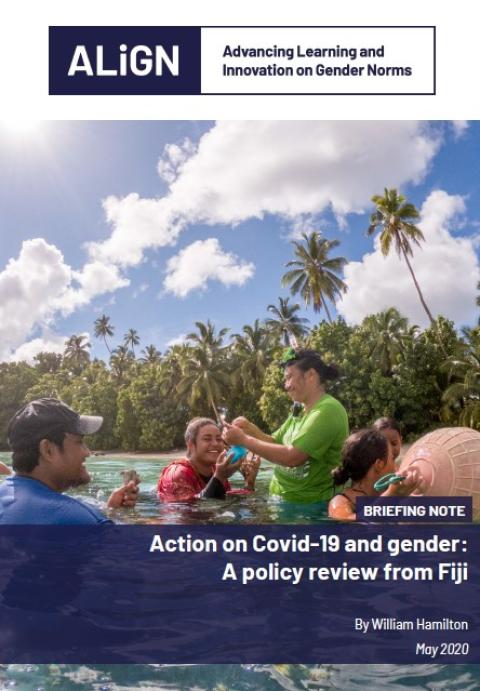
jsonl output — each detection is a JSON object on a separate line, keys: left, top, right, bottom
{"left": 157, "top": 459, "right": 231, "bottom": 503}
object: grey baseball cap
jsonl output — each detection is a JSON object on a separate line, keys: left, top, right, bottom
{"left": 7, "top": 398, "right": 103, "bottom": 449}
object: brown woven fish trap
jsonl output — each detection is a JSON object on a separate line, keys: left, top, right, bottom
{"left": 399, "top": 427, "right": 480, "bottom": 520}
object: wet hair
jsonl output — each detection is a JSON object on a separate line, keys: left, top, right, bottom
{"left": 283, "top": 348, "right": 339, "bottom": 383}
{"left": 185, "top": 418, "right": 219, "bottom": 445}
{"left": 11, "top": 429, "right": 66, "bottom": 473}
{"left": 331, "top": 429, "right": 389, "bottom": 486}
{"left": 372, "top": 417, "right": 402, "bottom": 435}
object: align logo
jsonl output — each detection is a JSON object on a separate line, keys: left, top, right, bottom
{"left": 68, "top": 45, "right": 180, "bottom": 78}
{"left": 49, "top": 27, "right": 201, "bottom": 95}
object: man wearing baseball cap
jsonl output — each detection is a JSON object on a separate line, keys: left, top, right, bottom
{"left": 0, "top": 398, "right": 139, "bottom": 524}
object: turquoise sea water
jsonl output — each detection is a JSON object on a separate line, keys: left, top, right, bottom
{"left": 0, "top": 452, "right": 330, "bottom": 524}
{"left": 0, "top": 453, "right": 478, "bottom": 689}
{"left": 0, "top": 662, "right": 479, "bottom": 690}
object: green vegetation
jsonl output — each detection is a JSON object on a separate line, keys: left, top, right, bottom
{"left": 0, "top": 309, "right": 476, "bottom": 451}
{"left": 1, "top": 188, "right": 478, "bottom": 450}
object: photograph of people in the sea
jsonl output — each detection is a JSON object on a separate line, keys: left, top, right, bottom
{"left": 0, "top": 120, "right": 479, "bottom": 688}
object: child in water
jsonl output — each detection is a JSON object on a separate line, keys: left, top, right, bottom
{"left": 373, "top": 416, "right": 402, "bottom": 462}
{"left": 328, "top": 429, "right": 422, "bottom": 520}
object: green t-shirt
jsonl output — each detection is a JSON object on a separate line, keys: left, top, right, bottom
{"left": 269, "top": 394, "right": 349, "bottom": 504}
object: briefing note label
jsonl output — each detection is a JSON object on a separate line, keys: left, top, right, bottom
{"left": 49, "top": 26, "right": 435, "bottom": 96}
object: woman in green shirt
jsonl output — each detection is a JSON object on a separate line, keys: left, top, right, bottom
{"left": 223, "top": 349, "right": 349, "bottom": 503}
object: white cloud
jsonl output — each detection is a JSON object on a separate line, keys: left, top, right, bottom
{"left": 56, "top": 261, "right": 129, "bottom": 314}
{"left": 9, "top": 330, "right": 91, "bottom": 365}
{"left": 157, "top": 137, "right": 196, "bottom": 184}
{"left": 169, "top": 121, "right": 440, "bottom": 222}
{"left": 286, "top": 214, "right": 320, "bottom": 240}
{"left": 163, "top": 238, "right": 255, "bottom": 297}
{"left": 8, "top": 334, "right": 66, "bottom": 364}
{"left": 166, "top": 333, "right": 188, "bottom": 347}
{"left": 0, "top": 239, "right": 71, "bottom": 360}
{"left": 88, "top": 121, "right": 442, "bottom": 269}
{"left": 452, "top": 121, "right": 469, "bottom": 139}
{"left": 337, "top": 190, "right": 479, "bottom": 327}
{"left": 88, "top": 193, "right": 181, "bottom": 267}
{"left": 0, "top": 238, "right": 128, "bottom": 360}
{"left": 0, "top": 122, "right": 451, "bottom": 357}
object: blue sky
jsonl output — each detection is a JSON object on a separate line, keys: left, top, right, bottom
{"left": 0, "top": 120, "right": 478, "bottom": 362}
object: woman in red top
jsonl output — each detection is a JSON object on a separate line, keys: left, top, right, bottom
{"left": 157, "top": 418, "right": 244, "bottom": 502}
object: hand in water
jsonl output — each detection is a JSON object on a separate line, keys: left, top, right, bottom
{"left": 240, "top": 453, "right": 261, "bottom": 491}
{"left": 107, "top": 480, "right": 139, "bottom": 509}
{"left": 120, "top": 469, "right": 141, "bottom": 485}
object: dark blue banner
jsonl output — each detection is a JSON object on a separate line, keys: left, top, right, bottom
{"left": 0, "top": 525, "right": 478, "bottom": 663}
{"left": 49, "top": 27, "right": 201, "bottom": 95}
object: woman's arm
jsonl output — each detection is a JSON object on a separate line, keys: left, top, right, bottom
{"left": 231, "top": 416, "right": 275, "bottom": 443}
{"left": 223, "top": 423, "right": 308, "bottom": 468}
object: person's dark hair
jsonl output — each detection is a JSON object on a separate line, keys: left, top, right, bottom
{"left": 372, "top": 417, "right": 402, "bottom": 435}
{"left": 332, "top": 429, "right": 389, "bottom": 486}
{"left": 11, "top": 429, "right": 67, "bottom": 473}
{"left": 185, "top": 418, "right": 219, "bottom": 446}
{"left": 283, "top": 348, "right": 339, "bottom": 383}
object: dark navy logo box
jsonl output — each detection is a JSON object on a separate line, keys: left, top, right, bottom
{"left": 49, "top": 26, "right": 201, "bottom": 95}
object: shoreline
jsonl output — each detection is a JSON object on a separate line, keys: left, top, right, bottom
{"left": 0, "top": 449, "right": 186, "bottom": 462}
{"left": 90, "top": 449, "right": 186, "bottom": 461}
{"left": 1, "top": 444, "right": 413, "bottom": 464}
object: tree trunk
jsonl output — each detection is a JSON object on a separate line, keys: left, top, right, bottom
{"left": 288, "top": 331, "right": 299, "bottom": 349}
{"left": 401, "top": 247, "right": 447, "bottom": 355}
{"left": 206, "top": 380, "right": 219, "bottom": 422}
{"left": 320, "top": 295, "right": 333, "bottom": 323}
{"left": 103, "top": 336, "right": 111, "bottom": 354}
{"left": 401, "top": 247, "right": 435, "bottom": 324}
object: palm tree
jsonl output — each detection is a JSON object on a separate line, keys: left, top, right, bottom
{"left": 109, "top": 344, "right": 134, "bottom": 383}
{"left": 265, "top": 297, "right": 310, "bottom": 346}
{"left": 177, "top": 320, "right": 230, "bottom": 419}
{"left": 232, "top": 319, "right": 273, "bottom": 386}
{"left": 63, "top": 335, "right": 91, "bottom": 373}
{"left": 363, "top": 308, "right": 409, "bottom": 375}
{"left": 139, "top": 344, "right": 162, "bottom": 364}
{"left": 123, "top": 328, "right": 140, "bottom": 358}
{"left": 442, "top": 329, "right": 480, "bottom": 428}
{"left": 187, "top": 320, "right": 229, "bottom": 352}
{"left": 460, "top": 326, "right": 480, "bottom": 350}
{"left": 281, "top": 231, "right": 348, "bottom": 322}
{"left": 368, "top": 188, "right": 435, "bottom": 325}
{"left": 94, "top": 315, "right": 114, "bottom": 354}
{"left": 162, "top": 343, "right": 191, "bottom": 397}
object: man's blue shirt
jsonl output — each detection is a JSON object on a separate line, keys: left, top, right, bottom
{"left": 0, "top": 476, "right": 112, "bottom": 525}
